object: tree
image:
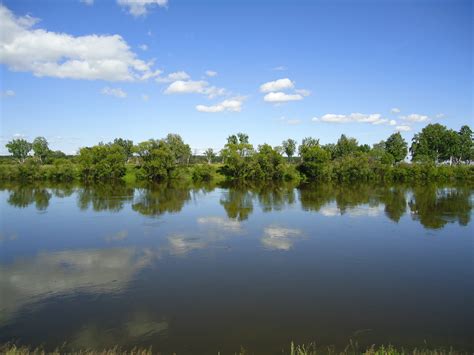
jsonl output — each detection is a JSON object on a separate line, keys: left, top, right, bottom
{"left": 113, "top": 138, "right": 134, "bottom": 161}
{"left": 282, "top": 139, "right": 297, "bottom": 162}
{"left": 32, "top": 137, "right": 50, "bottom": 163}
{"left": 334, "top": 134, "right": 358, "bottom": 158}
{"left": 298, "top": 137, "right": 319, "bottom": 159}
{"left": 6, "top": 139, "right": 32, "bottom": 163}
{"left": 134, "top": 139, "right": 175, "bottom": 181}
{"left": 204, "top": 148, "right": 216, "bottom": 164}
{"left": 385, "top": 132, "right": 408, "bottom": 163}
{"left": 458, "top": 125, "right": 473, "bottom": 163}
{"left": 78, "top": 144, "right": 127, "bottom": 180}
{"left": 165, "top": 134, "right": 192, "bottom": 165}
{"left": 410, "top": 124, "right": 452, "bottom": 163}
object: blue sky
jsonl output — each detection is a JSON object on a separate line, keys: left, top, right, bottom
{"left": 0, "top": 0, "right": 472, "bottom": 154}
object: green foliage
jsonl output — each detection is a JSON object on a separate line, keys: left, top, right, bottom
{"left": 282, "top": 138, "right": 297, "bottom": 160}
{"left": 6, "top": 139, "right": 32, "bottom": 163}
{"left": 385, "top": 132, "right": 408, "bottom": 163}
{"left": 134, "top": 139, "right": 175, "bottom": 181}
{"left": 113, "top": 138, "right": 134, "bottom": 160}
{"left": 32, "top": 136, "right": 51, "bottom": 163}
{"left": 332, "top": 153, "right": 373, "bottom": 182}
{"left": 298, "top": 145, "right": 331, "bottom": 180}
{"left": 165, "top": 133, "right": 192, "bottom": 165}
{"left": 334, "top": 134, "right": 359, "bottom": 158}
{"left": 78, "top": 144, "right": 126, "bottom": 181}
{"left": 204, "top": 148, "right": 216, "bottom": 164}
{"left": 192, "top": 164, "right": 215, "bottom": 181}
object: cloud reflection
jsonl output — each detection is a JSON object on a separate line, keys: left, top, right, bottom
{"left": 261, "top": 226, "right": 302, "bottom": 251}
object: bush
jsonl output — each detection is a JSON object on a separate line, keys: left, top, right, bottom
{"left": 192, "top": 164, "right": 214, "bottom": 181}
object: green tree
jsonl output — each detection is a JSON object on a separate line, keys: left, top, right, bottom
{"left": 32, "top": 136, "right": 51, "bottom": 163}
{"left": 298, "top": 137, "right": 320, "bottom": 159}
{"left": 385, "top": 132, "right": 408, "bottom": 163}
{"left": 113, "top": 138, "right": 134, "bottom": 161}
{"left": 204, "top": 148, "right": 216, "bottom": 164}
{"left": 78, "top": 144, "right": 127, "bottom": 180}
{"left": 410, "top": 123, "right": 448, "bottom": 163}
{"left": 298, "top": 145, "right": 331, "bottom": 180}
{"left": 334, "top": 134, "right": 359, "bottom": 158}
{"left": 134, "top": 139, "right": 176, "bottom": 181}
{"left": 282, "top": 138, "right": 297, "bottom": 162}
{"left": 458, "top": 125, "right": 473, "bottom": 163}
{"left": 6, "top": 138, "right": 32, "bottom": 163}
{"left": 165, "top": 133, "right": 192, "bottom": 165}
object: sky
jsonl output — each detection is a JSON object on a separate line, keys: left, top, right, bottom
{"left": 0, "top": 0, "right": 472, "bottom": 155}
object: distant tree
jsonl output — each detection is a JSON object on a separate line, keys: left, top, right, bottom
{"left": 358, "top": 144, "right": 371, "bottom": 153}
{"left": 113, "top": 138, "right": 134, "bottom": 161}
{"left": 334, "top": 134, "right": 358, "bottom": 158}
{"left": 204, "top": 148, "right": 216, "bottom": 164}
{"left": 32, "top": 137, "right": 50, "bottom": 163}
{"left": 385, "top": 132, "right": 408, "bottom": 163}
{"left": 282, "top": 138, "right": 297, "bottom": 162}
{"left": 6, "top": 138, "right": 32, "bottom": 163}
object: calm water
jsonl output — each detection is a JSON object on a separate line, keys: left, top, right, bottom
{"left": 0, "top": 182, "right": 473, "bottom": 353}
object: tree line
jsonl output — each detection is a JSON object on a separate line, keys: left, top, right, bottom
{"left": 1, "top": 123, "right": 473, "bottom": 183}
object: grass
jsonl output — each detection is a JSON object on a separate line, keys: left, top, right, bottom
{"left": 0, "top": 342, "right": 467, "bottom": 355}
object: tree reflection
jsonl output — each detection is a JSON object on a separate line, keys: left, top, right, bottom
{"left": 5, "top": 185, "right": 52, "bottom": 211}
{"left": 409, "top": 185, "right": 472, "bottom": 229}
{"left": 219, "top": 183, "right": 254, "bottom": 221}
{"left": 77, "top": 183, "right": 134, "bottom": 212}
{"left": 132, "top": 182, "right": 191, "bottom": 217}
{"left": 378, "top": 186, "right": 407, "bottom": 222}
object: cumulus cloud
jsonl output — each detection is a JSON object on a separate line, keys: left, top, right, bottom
{"left": 101, "top": 87, "right": 127, "bottom": 98}
{"left": 0, "top": 4, "right": 160, "bottom": 81}
{"left": 117, "top": 0, "right": 168, "bottom": 17}
{"left": 156, "top": 71, "right": 191, "bottom": 83}
{"left": 395, "top": 125, "right": 411, "bottom": 132}
{"left": 260, "top": 78, "right": 294, "bottom": 93}
{"left": 295, "top": 88, "right": 311, "bottom": 96}
{"left": 164, "top": 79, "right": 226, "bottom": 98}
{"left": 138, "top": 44, "right": 148, "bottom": 51}
{"left": 400, "top": 113, "right": 429, "bottom": 122}
{"left": 264, "top": 92, "right": 303, "bottom": 103}
{"left": 196, "top": 97, "right": 244, "bottom": 113}
{"left": 391, "top": 107, "right": 401, "bottom": 113}
{"left": 205, "top": 70, "right": 217, "bottom": 77}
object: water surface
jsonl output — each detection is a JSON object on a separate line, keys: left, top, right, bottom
{"left": 0, "top": 182, "right": 473, "bottom": 353}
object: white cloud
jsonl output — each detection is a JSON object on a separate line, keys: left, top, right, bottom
{"left": 391, "top": 107, "right": 400, "bottom": 113}
{"left": 263, "top": 92, "right": 303, "bottom": 103}
{"left": 101, "top": 87, "right": 127, "bottom": 98}
{"left": 261, "top": 226, "right": 302, "bottom": 251}
{"left": 0, "top": 4, "right": 160, "bottom": 81}
{"left": 197, "top": 216, "right": 241, "bottom": 231}
{"left": 395, "top": 125, "right": 411, "bottom": 132}
{"left": 260, "top": 78, "right": 294, "bottom": 93}
{"left": 138, "top": 44, "right": 148, "bottom": 51}
{"left": 436, "top": 113, "right": 445, "bottom": 119}
{"left": 196, "top": 97, "right": 244, "bottom": 113}
{"left": 1, "top": 90, "right": 15, "bottom": 97}
{"left": 156, "top": 71, "right": 191, "bottom": 83}
{"left": 117, "top": 0, "right": 168, "bottom": 17}
{"left": 205, "top": 70, "right": 217, "bottom": 77}
{"left": 401, "top": 113, "right": 429, "bottom": 122}
{"left": 295, "top": 88, "right": 311, "bottom": 97}
{"left": 313, "top": 113, "right": 398, "bottom": 126}
{"left": 165, "top": 79, "right": 226, "bottom": 98}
